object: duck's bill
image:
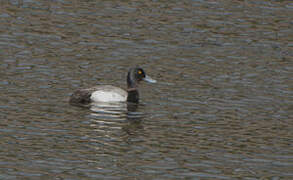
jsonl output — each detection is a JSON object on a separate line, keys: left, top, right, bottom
{"left": 143, "top": 75, "right": 157, "bottom": 83}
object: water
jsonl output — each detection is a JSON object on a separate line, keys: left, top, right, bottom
{"left": 0, "top": 0, "right": 292, "bottom": 179}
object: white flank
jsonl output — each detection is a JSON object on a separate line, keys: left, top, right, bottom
{"left": 90, "top": 91, "right": 127, "bottom": 102}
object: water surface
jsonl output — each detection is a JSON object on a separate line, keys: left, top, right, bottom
{"left": 0, "top": 0, "right": 292, "bottom": 179}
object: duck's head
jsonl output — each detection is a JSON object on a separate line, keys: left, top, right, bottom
{"left": 127, "top": 67, "right": 156, "bottom": 89}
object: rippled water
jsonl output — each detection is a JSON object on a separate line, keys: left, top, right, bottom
{"left": 0, "top": 0, "right": 292, "bottom": 179}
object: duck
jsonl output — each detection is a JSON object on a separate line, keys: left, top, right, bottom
{"left": 69, "top": 67, "right": 156, "bottom": 104}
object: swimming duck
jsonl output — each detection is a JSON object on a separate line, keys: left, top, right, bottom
{"left": 69, "top": 67, "right": 156, "bottom": 104}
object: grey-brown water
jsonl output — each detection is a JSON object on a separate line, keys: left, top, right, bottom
{"left": 0, "top": 0, "right": 292, "bottom": 179}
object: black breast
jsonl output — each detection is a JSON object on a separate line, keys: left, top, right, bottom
{"left": 127, "top": 90, "right": 139, "bottom": 103}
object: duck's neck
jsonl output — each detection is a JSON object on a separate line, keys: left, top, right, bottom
{"left": 127, "top": 71, "right": 139, "bottom": 103}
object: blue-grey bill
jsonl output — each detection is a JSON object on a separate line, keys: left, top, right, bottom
{"left": 143, "top": 75, "right": 157, "bottom": 83}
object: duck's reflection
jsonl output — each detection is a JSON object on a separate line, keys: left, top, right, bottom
{"left": 90, "top": 102, "right": 128, "bottom": 118}
{"left": 89, "top": 102, "right": 144, "bottom": 136}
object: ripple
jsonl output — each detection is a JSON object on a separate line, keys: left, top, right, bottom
{"left": 0, "top": 0, "right": 292, "bottom": 179}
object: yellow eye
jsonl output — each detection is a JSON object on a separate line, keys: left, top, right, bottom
{"left": 138, "top": 70, "right": 142, "bottom": 74}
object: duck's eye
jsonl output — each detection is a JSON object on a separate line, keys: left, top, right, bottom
{"left": 138, "top": 70, "right": 142, "bottom": 75}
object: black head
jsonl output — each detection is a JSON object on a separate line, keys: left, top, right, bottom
{"left": 127, "top": 67, "right": 157, "bottom": 88}
{"left": 127, "top": 67, "right": 146, "bottom": 87}
{"left": 127, "top": 67, "right": 144, "bottom": 88}
{"left": 126, "top": 67, "right": 156, "bottom": 103}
